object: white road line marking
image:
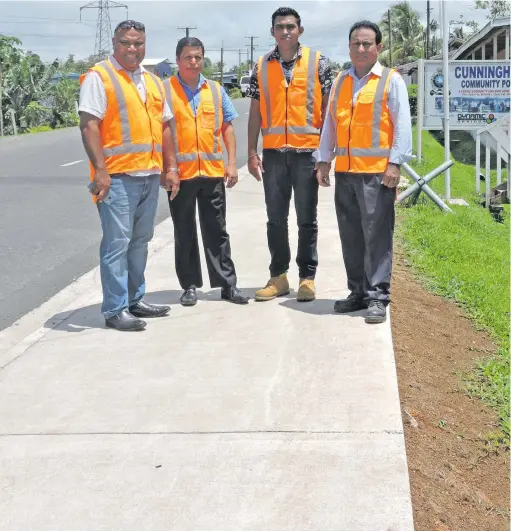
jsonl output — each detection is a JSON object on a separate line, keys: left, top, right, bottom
{"left": 60, "top": 160, "right": 83, "bottom": 167}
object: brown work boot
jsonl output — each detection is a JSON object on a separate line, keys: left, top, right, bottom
{"left": 255, "top": 273, "right": 290, "bottom": 301}
{"left": 297, "top": 278, "right": 316, "bottom": 302}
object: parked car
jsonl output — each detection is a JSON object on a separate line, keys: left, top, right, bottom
{"left": 239, "top": 75, "right": 251, "bottom": 97}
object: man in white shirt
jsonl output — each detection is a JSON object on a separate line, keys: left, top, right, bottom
{"left": 79, "top": 20, "right": 179, "bottom": 331}
{"left": 315, "top": 20, "right": 412, "bottom": 324}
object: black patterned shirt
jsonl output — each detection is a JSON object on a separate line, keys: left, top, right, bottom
{"left": 247, "top": 44, "right": 333, "bottom": 152}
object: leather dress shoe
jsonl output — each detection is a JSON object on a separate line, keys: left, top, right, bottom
{"left": 105, "top": 310, "right": 146, "bottom": 331}
{"left": 180, "top": 287, "right": 197, "bottom": 306}
{"left": 333, "top": 293, "right": 368, "bottom": 314}
{"left": 129, "top": 300, "right": 170, "bottom": 318}
{"left": 221, "top": 286, "right": 249, "bottom": 304}
{"left": 365, "top": 300, "right": 387, "bottom": 324}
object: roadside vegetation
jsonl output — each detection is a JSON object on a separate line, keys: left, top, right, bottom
{"left": 397, "top": 128, "right": 510, "bottom": 444}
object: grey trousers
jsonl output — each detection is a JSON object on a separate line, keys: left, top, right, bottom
{"left": 334, "top": 172, "right": 395, "bottom": 304}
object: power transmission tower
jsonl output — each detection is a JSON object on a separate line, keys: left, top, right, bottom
{"left": 245, "top": 36, "right": 259, "bottom": 69}
{"left": 80, "top": 0, "right": 128, "bottom": 62}
{"left": 178, "top": 26, "right": 197, "bottom": 38}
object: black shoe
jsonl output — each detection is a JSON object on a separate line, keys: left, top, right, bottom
{"left": 129, "top": 300, "right": 170, "bottom": 318}
{"left": 180, "top": 287, "right": 197, "bottom": 306}
{"left": 221, "top": 286, "right": 249, "bottom": 304}
{"left": 365, "top": 300, "right": 387, "bottom": 324}
{"left": 105, "top": 310, "right": 146, "bottom": 331}
{"left": 334, "top": 294, "right": 367, "bottom": 314}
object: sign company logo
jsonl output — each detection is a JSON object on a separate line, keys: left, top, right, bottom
{"left": 486, "top": 113, "right": 497, "bottom": 124}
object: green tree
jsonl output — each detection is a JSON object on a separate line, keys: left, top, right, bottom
{"left": 475, "top": 0, "right": 511, "bottom": 19}
{"left": 202, "top": 57, "right": 214, "bottom": 77}
{"left": 379, "top": 1, "right": 425, "bottom": 66}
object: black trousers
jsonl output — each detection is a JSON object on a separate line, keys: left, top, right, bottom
{"left": 261, "top": 150, "right": 319, "bottom": 279}
{"left": 168, "top": 177, "right": 237, "bottom": 290}
{"left": 334, "top": 172, "right": 395, "bottom": 304}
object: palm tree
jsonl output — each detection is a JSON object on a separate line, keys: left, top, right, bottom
{"left": 379, "top": 1, "right": 425, "bottom": 66}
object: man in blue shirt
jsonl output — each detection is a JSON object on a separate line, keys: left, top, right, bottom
{"left": 162, "top": 37, "right": 249, "bottom": 306}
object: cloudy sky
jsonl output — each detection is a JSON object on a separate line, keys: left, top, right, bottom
{"left": 0, "top": 1, "right": 491, "bottom": 66}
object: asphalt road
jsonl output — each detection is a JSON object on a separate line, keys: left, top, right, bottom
{"left": 0, "top": 97, "right": 252, "bottom": 331}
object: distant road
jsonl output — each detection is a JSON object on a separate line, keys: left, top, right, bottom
{"left": 0, "top": 97, "right": 252, "bottom": 330}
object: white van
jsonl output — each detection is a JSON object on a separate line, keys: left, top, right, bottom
{"left": 239, "top": 75, "right": 251, "bottom": 97}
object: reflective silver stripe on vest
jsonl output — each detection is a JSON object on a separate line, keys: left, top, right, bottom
{"left": 146, "top": 71, "right": 164, "bottom": 99}
{"left": 371, "top": 67, "right": 391, "bottom": 149}
{"left": 350, "top": 147, "right": 390, "bottom": 157}
{"left": 333, "top": 69, "right": 392, "bottom": 159}
{"left": 259, "top": 52, "right": 274, "bottom": 134}
{"left": 331, "top": 71, "right": 349, "bottom": 154}
{"left": 163, "top": 79, "right": 179, "bottom": 154}
{"left": 210, "top": 81, "right": 222, "bottom": 154}
{"left": 176, "top": 152, "right": 223, "bottom": 163}
{"left": 104, "top": 143, "right": 154, "bottom": 156}
{"left": 331, "top": 71, "right": 349, "bottom": 121}
{"left": 99, "top": 60, "right": 131, "bottom": 146}
{"left": 200, "top": 152, "right": 223, "bottom": 161}
{"left": 261, "top": 126, "right": 285, "bottom": 135}
{"left": 154, "top": 144, "right": 162, "bottom": 153}
{"left": 177, "top": 153, "right": 197, "bottom": 162}
{"left": 306, "top": 50, "right": 319, "bottom": 126}
{"left": 260, "top": 50, "right": 319, "bottom": 137}
{"left": 288, "top": 125, "right": 319, "bottom": 135}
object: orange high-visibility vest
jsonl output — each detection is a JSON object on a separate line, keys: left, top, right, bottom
{"left": 79, "top": 59, "right": 165, "bottom": 177}
{"left": 331, "top": 67, "right": 394, "bottom": 173}
{"left": 258, "top": 46, "right": 322, "bottom": 150}
{"left": 163, "top": 76, "right": 224, "bottom": 180}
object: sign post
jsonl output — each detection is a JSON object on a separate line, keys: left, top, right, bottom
{"left": 441, "top": 0, "right": 451, "bottom": 200}
{"left": 417, "top": 59, "right": 424, "bottom": 162}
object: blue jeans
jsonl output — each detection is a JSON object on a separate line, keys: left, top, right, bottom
{"left": 97, "top": 173, "right": 160, "bottom": 318}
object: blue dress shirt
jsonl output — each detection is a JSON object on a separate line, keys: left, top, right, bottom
{"left": 176, "top": 73, "right": 238, "bottom": 123}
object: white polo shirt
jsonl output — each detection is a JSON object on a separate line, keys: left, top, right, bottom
{"left": 79, "top": 55, "right": 172, "bottom": 176}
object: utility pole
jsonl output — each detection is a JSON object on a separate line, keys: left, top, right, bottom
{"left": 387, "top": 10, "right": 392, "bottom": 67}
{"left": 220, "top": 42, "right": 224, "bottom": 87}
{"left": 178, "top": 26, "right": 196, "bottom": 38}
{"left": 238, "top": 48, "right": 248, "bottom": 73}
{"left": 426, "top": 0, "right": 431, "bottom": 59}
{"left": 246, "top": 36, "right": 259, "bottom": 69}
{"left": 80, "top": 0, "right": 127, "bottom": 61}
{"left": 210, "top": 44, "right": 238, "bottom": 86}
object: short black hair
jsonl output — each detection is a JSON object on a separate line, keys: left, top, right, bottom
{"left": 271, "top": 7, "right": 301, "bottom": 27}
{"left": 176, "top": 37, "right": 205, "bottom": 58}
{"left": 348, "top": 21, "right": 382, "bottom": 45}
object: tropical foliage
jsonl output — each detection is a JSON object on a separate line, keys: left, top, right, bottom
{"left": 0, "top": 38, "right": 93, "bottom": 135}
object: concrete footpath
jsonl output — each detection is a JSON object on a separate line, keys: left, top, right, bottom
{"left": 0, "top": 167, "right": 414, "bottom": 530}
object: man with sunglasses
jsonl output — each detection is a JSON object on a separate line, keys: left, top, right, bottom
{"left": 315, "top": 21, "right": 412, "bottom": 324}
{"left": 79, "top": 20, "right": 179, "bottom": 331}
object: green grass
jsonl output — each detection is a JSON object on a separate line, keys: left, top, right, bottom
{"left": 397, "top": 128, "right": 510, "bottom": 445}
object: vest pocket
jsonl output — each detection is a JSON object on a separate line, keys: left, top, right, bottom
{"left": 201, "top": 103, "right": 216, "bottom": 129}
{"left": 354, "top": 90, "right": 375, "bottom": 126}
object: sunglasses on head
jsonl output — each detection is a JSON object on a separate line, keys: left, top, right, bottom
{"left": 114, "top": 20, "right": 145, "bottom": 32}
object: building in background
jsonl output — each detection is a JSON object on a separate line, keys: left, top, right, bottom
{"left": 140, "top": 58, "right": 175, "bottom": 78}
